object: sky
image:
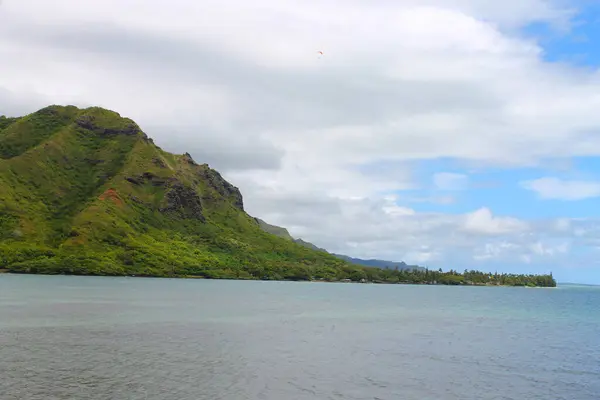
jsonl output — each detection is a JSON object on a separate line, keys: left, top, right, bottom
{"left": 1, "top": 0, "right": 600, "bottom": 284}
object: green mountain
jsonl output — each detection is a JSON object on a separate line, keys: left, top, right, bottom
{"left": 253, "top": 218, "right": 294, "bottom": 241}
{"left": 330, "top": 254, "right": 424, "bottom": 271}
{"left": 253, "top": 219, "right": 328, "bottom": 253}
{"left": 253, "top": 219, "right": 424, "bottom": 271}
{"left": 0, "top": 105, "right": 372, "bottom": 281}
{"left": 293, "top": 238, "right": 328, "bottom": 252}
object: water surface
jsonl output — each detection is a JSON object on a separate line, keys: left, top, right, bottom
{"left": 1, "top": 275, "right": 598, "bottom": 399}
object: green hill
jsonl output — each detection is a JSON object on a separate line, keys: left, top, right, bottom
{"left": 330, "top": 254, "right": 425, "bottom": 271}
{"left": 0, "top": 105, "right": 368, "bottom": 281}
{"left": 0, "top": 105, "right": 556, "bottom": 287}
{"left": 254, "top": 218, "right": 294, "bottom": 241}
{"left": 253, "top": 218, "right": 424, "bottom": 271}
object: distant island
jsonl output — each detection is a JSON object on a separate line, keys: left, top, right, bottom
{"left": 0, "top": 105, "right": 556, "bottom": 287}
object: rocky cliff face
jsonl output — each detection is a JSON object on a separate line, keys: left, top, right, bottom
{"left": 75, "top": 114, "right": 140, "bottom": 137}
{"left": 197, "top": 164, "right": 245, "bottom": 211}
{"left": 159, "top": 180, "right": 205, "bottom": 221}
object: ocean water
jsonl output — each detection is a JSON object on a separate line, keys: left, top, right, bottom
{"left": 0, "top": 275, "right": 598, "bottom": 400}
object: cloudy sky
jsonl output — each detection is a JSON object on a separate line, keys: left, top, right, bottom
{"left": 2, "top": 0, "right": 600, "bottom": 283}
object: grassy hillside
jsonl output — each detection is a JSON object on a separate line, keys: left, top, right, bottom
{"left": 0, "top": 105, "right": 369, "bottom": 281}
{"left": 254, "top": 218, "right": 294, "bottom": 241}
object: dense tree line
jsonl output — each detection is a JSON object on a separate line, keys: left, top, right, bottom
{"left": 1, "top": 242, "right": 556, "bottom": 287}
{"left": 361, "top": 267, "right": 556, "bottom": 287}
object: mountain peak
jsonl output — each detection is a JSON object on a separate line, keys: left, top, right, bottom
{"left": 182, "top": 152, "right": 197, "bottom": 165}
{"left": 74, "top": 108, "right": 143, "bottom": 138}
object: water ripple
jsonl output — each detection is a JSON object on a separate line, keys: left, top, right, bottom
{"left": 0, "top": 275, "right": 598, "bottom": 400}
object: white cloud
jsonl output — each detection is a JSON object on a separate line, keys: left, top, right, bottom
{"left": 521, "top": 177, "right": 600, "bottom": 200}
{"left": 473, "top": 242, "right": 520, "bottom": 261}
{"left": 462, "top": 207, "right": 529, "bottom": 235}
{"left": 3, "top": 0, "right": 600, "bottom": 173}
{"left": 530, "top": 241, "right": 569, "bottom": 256}
{"left": 1, "top": 0, "right": 599, "bottom": 274}
{"left": 433, "top": 172, "right": 469, "bottom": 191}
{"left": 238, "top": 182, "right": 596, "bottom": 266}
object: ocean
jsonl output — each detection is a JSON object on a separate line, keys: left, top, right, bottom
{"left": 1, "top": 275, "right": 598, "bottom": 399}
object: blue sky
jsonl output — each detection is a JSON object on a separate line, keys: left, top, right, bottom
{"left": 525, "top": 1, "right": 600, "bottom": 66}
{"left": 393, "top": 3, "right": 600, "bottom": 284}
{"left": 402, "top": 157, "right": 600, "bottom": 219}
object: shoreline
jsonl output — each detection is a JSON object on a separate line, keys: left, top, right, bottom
{"left": 0, "top": 271, "right": 557, "bottom": 288}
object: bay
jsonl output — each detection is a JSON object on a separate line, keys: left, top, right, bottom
{"left": 1, "top": 275, "right": 598, "bottom": 400}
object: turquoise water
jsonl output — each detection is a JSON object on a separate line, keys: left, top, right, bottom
{"left": 1, "top": 275, "right": 598, "bottom": 399}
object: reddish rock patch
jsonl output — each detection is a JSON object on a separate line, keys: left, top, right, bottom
{"left": 69, "top": 235, "right": 87, "bottom": 245}
{"left": 99, "top": 187, "right": 123, "bottom": 206}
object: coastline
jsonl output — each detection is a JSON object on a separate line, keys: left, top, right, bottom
{"left": 0, "top": 271, "right": 557, "bottom": 288}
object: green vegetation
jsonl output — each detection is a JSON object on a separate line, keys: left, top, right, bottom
{"left": 0, "top": 105, "right": 556, "bottom": 288}
{"left": 255, "top": 218, "right": 424, "bottom": 270}
{"left": 361, "top": 267, "right": 556, "bottom": 287}
{"left": 254, "top": 218, "right": 294, "bottom": 241}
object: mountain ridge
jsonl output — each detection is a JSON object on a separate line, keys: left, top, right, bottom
{"left": 254, "top": 218, "right": 425, "bottom": 271}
